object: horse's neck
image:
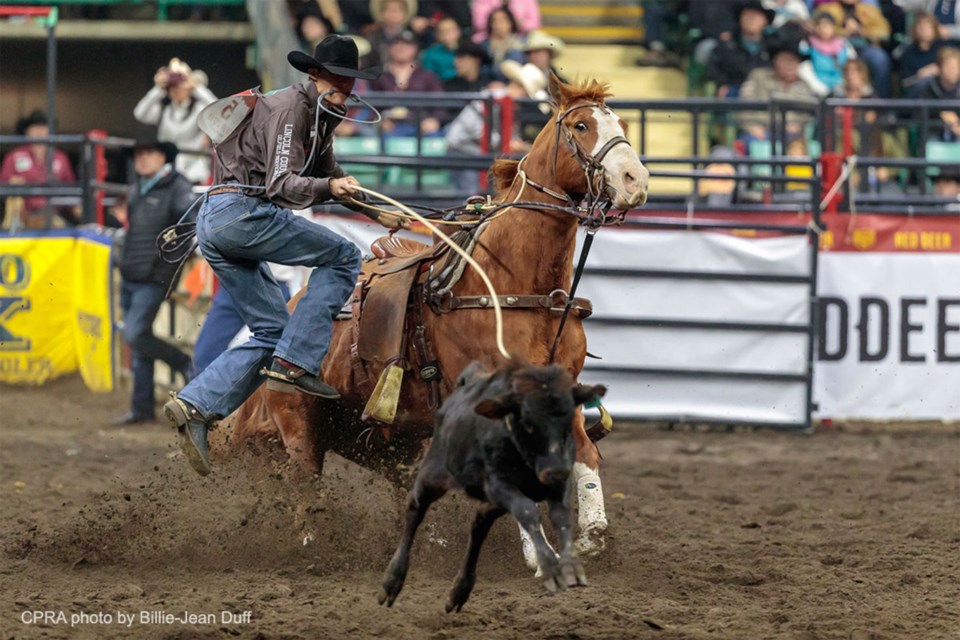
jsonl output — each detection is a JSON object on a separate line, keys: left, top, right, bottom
{"left": 468, "top": 164, "right": 580, "bottom": 295}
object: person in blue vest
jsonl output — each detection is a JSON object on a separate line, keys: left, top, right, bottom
{"left": 113, "top": 137, "right": 195, "bottom": 426}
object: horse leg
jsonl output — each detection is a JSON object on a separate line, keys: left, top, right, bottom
{"left": 572, "top": 407, "right": 608, "bottom": 555}
{"left": 446, "top": 503, "right": 506, "bottom": 613}
{"left": 379, "top": 460, "right": 451, "bottom": 607}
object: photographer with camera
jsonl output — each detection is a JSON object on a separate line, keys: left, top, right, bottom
{"left": 134, "top": 57, "right": 216, "bottom": 184}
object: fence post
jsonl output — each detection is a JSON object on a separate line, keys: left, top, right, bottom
{"left": 87, "top": 129, "right": 108, "bottom": 226}
{"left": 820, "top": 151, "right": 843, "bottom": 213}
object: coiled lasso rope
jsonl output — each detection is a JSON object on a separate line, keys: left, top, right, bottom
{"left": 351, "top": 186, "right": 511, "bottom": 360}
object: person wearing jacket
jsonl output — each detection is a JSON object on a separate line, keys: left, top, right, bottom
{"left": 163, "top": 35, "right": 405, "bottom": 476}
{"left": 133, "top": 58, "right": 217, "bottom": 184}
{"left": 112, "top": 138, "right": 195, "bottom": 426}
{"left": 818, "top": 0, "right": 892, "bottom": 96}
{"left": 706, "top": 0, "right": 774, "bottom": 98}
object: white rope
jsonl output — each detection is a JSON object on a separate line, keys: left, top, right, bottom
{"left": 352, "top": 186, "right": 512, "bottom": 361}
{"left": 819, "top": 155, "right": 858, "bottom": 211}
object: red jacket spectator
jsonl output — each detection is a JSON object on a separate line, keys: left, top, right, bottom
{"left": 472, "top": 0, "right": 540, "bottom": 41}
{"left": 1, "top": 110, "right": 76, "bottom": 228}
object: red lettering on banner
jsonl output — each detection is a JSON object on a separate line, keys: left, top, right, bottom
{"left": 625, "top": 210, "right": 960, "bottom": 253}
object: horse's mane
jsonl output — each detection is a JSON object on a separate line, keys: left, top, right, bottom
{"left": 561, "top": 78, "right": 613, "bottom": 105}
{"left": 491, "top": 158, "right": 520, "bottom": 197}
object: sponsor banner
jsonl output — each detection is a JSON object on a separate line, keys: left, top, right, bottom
{"left": 0, "top": 231, "right": 114, "bottom": 390}
{"left": 815, "top": 252, "right": 960, "bottom": 420}
{"left": 73, "top": 232, "right": 114, "bottom": 392}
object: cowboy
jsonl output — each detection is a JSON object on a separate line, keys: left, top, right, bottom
{"left": 163, "top": 35, "right": 405, "bottom": 476}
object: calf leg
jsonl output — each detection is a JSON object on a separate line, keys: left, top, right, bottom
{"left": 548, "top": 494, "right": 588, "bottom": 588}
{"left": 573, "top": 408, "right": 608, "bottom": 555}
{"left": 487, "top": 479, "right": 564, "bottom": 594}
{"left": 379, "top": 464, "right": 451, "bottom": 607}
{"left": 446, "top": 503, "right": 506, "bottom": 613}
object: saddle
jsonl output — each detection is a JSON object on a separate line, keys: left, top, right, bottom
{"left": 344, "top": 227, "right": 594, "bottom": 428}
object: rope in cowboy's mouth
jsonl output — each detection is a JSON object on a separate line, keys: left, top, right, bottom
{"left": 350, "top": 186, "right": 512, "bottom": 361}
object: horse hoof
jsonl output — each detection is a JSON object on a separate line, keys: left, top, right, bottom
{"left": 575, "top": 524, "right": 607, "bottom": 557}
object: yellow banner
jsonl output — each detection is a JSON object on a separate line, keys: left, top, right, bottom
{"left": 74, "top": 233, "right": 115, "bottom": 392}
{"left": 0, "top": 231, "right": 114, "bottom": 390}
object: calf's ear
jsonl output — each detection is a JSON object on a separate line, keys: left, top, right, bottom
{"left": 572, "top": 384, "right": 607, "bottom": 407}
{"left": 474, "top": 392, "right": 517, "bottom": 419}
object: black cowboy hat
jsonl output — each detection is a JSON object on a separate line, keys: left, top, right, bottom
{"left": 288, "top": 34, "right": 382, "bottom": 80}
{"left": 736, "top": 0, "right": 776, "bottom": 24}
{"left": 765, "top": 25, "right": 808, "bottom": 60}
{"left": 130, "top": 135, "right": 178, "bottom": 164}
{"left": 15, "top": 110, "right": 50, "bottom": 136}
{"left": 455, "top": 39, "right": 492, "bottom": 65}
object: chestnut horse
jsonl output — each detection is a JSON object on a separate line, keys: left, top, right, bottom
{"left": 214, "top": 74, "right": 649, "bottom": 557}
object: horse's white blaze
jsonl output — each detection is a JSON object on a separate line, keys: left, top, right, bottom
{"left": 590, "top": 106, "right": 649, "bottom": 209}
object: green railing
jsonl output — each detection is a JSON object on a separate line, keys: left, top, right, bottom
{"left": 1, "top": 0, "right": 245, "bottom": 21}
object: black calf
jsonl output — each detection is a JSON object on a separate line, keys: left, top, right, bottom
{"left": 378, "top": 361, "right": 606, "bottom": 612}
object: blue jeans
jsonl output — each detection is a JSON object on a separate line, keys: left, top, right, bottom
{"left": 120, "top": 281, "right": 191, "bottom": 418}
{"left": 856, "top": 44, "right": 892, "bottom": 98}
{"left": 191, "top": 281, "right": 290, "bottom": 377}
{"left": 178, "top": 191, "right": 362, "bottom": 419}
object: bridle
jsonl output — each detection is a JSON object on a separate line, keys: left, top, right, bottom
{"left": 513, "top": 100, "right": 632, "bottom": 228}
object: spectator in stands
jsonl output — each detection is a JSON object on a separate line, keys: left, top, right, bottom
{"left": 480, "top": 6, "right": 528, "bottom": 82}
{"left": 687, "top": 0, "right": 740, "bottom": 68}
{"left": 898, "top": 11, "right": 948, "bottom": 95}
{"left": 294, "top": 1, "right": 336, "bottom": 52}
{"left": 367, "top": 0, "right": 414, "bottom": 67}
{"left": 413, "top": 1, "right": 472, "bottom": 34}
{"left": 818, "top": 0, "right": 892, "bottom": 97}
{"left": 339, "top": 0, "right": 374, "bottom": 32}
{"left": 926, "top": 0, "right": 960, "bottom": 41}
{"left": 0, "top": 110, "right": 78, "bottom": 230}
{"left": 472, "top": 0, "right": 540, "bottom": 42}
{"left": 523, "top": 30, "right": 566, "bottom": 80}
{"left": 707, "top": 0, "right": 775, "bottom": 98}
{"left": 371, "top": 30, "right": 445, "bottom": 136}
{"left": 445, "top": 62, "right": 549, "bottom": 193}
{"left": 636, "top": 0, "right": 686, "bottom": 68}
{"left": 112, "top": 137, "right": 194, "bottom": 426}
{"left": 134, "top": 58, "right": 216, "bottom": 185}
{"left": 737, "top": 34, "right": 817, "bottom": 143}
{"left": 916, "top": 47, "right": 960, "bottom": 140}
{"left": 763, "top": 0, "right": 810, "bottom": 27}
{"left": 835, "top": 57, "right": 875, "bottom": 98}
{"left": 421, "top": 16, "right": 462, "bottom": 82}
{"left": 444, "top": 41, "right": 493, "bottom": 92}
{"left": 933, "top": 167, "right": 960, "bottom": 208}
{"left": 799, "top": 12, "right": 857, "bottom": 96}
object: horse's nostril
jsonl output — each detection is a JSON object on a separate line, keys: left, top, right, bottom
{"left": 623, "top": 171, "right": 639, "bottom": 193}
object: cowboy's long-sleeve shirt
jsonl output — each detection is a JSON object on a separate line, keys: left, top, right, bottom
{"left": 212, "top": 81, "right": 346, "bottom": 209}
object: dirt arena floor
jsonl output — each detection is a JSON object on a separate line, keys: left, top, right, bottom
{"left": 1, "top": 376, "right": 958, "bottom": 639}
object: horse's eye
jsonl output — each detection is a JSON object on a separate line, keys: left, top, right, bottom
{"left": 574, "top": 122, "right": 588, "bottom": 133}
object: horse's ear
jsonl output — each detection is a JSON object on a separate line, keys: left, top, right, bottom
{"left": 547, "top": 71, "right": 567, "bottom": 107}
